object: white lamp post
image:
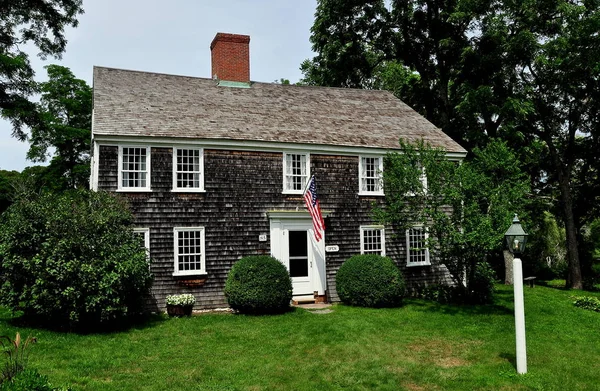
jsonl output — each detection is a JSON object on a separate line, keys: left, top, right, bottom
{"left": 504, "top": 214, "right": 529, "bottom": 374}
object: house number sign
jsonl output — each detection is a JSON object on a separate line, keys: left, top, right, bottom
{"left": 325, "top": 245, "right": 339, "bottom": 253}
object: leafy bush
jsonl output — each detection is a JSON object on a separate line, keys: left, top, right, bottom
{"left": 414, "top": 284, "right": 461, "bottom": 304}
{"left": 0, "top": 190, "right": 153, "bottom": 328}
{"left": 224, "top": 255, "right": 292, "bottom": 314}
{"left": 0, "top": 369, "right": 72, "bottom": 391}
{"left": 468, "top": 261, "right": 497, "bottom": 304}
{"left": 1, "top": 333, "right": 36, "bottom": 384}
{"left": 572, "top": 296, "right": 600, "bottom": 312}
{"left": 336, "top": 254, "right": 405, "bottom": 308}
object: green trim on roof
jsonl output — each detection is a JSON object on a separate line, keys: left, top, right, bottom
{"left": 217, "top": 80, "right": 251, "bottom": 88}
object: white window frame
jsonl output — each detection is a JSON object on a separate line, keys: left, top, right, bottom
{"left": 173, "top": 227, "right": 206, "bottom": 276}
{"left": 283, "top": 152, "right": 310, "bottom": 194}
{"left": 172, "top": 147, "right": 205, "bottom": 192}
{"left": 360, "top": 225, "right": 386, "bottom": 256}
{"left": 406, "top": 226, "right": 431, "bottom": 266}
{"left": 117, "top": 146, "right": 151, "bottom": 191}
{"left": 359, "top": 156, "right": 384, "bottom": 196}
{"left": 133, "top": 227, "right": 150, "bottom": 260}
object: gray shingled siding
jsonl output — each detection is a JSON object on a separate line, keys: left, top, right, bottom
{"left": 98, "top": 145, "right": 455, "bottom": 310}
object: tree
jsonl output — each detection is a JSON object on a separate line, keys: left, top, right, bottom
{"left": 0, "top": 0, "right": 84, "bottom": 139}
{"left": 374, "top": 139, "right": 530, "bottom": 302}
{"left": 0, "top": 170, "right": 20, "bottom": 214}
{"left": 26, "top": 65, "right": 92, "bottom": 189}
{"left": 303, "top": 0, "right": 600, "bottom": 288}
{"left": 0, "top": 190, "right": 153, "bottom": 328}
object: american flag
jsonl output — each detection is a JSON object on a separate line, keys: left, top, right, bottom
{"left": 303, "top": 175, "right": 325, "bottom": 242}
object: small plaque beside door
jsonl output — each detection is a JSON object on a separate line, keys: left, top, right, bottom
{"left": 325, "top": 245, "right": 339, "bottom": 253}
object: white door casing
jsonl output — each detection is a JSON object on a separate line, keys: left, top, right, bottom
{"left": 269, "top": 212, "right": 326, "bottom": 296}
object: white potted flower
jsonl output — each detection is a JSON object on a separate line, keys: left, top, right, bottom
{"left": 165, "top": 293, "right": 196, "bottom": 317}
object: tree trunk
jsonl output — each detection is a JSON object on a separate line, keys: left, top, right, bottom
{"left": 504, "top": 249, "right": 514, "bottom": 284}
{"left": 557, "top": 166, "right": 583, "bottom": 289}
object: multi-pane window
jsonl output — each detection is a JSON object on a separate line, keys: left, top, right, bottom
{"left": 119, "top": 146, "right": 150, "bottom": 190}
{"left": 359, "top": 156, "right": 383, "bottom": 195}
{"left": 133, "top": 227, "right": 150, "bottom": 261}
{"left": 360, "top": 226, "right": 385, "bottom": 256}
{"left": 283, "top": 153, "right": 309, "bottom": 193}
{"left": 406, "top": 227, "right": 430, "bottom": 266}
{"left": 173, "top": 148, "right": 204, "bottom": 191}
{"left": 173, "top": 227, "right": 205, "bottom": 275}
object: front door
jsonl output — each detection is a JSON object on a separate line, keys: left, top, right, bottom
{"left": 288, "top": 230, "right": 311, "bottom": 295}
{"left": 269, "top": 213, "right": 326, "bottom": 297}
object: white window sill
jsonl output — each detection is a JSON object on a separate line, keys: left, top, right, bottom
{"left": 116, "top": 188, "right": 152, "bottom": 193}
{"left": 173, "top": 271, "right": 207, "bottom": 277}
{"left": 171, "top": 189, "right": 206, "bottom": 193}
{"left": 282, "top": 190, "right": 304, "bottom": 195}
{"left": 406, "top": 262, "right": 431, "bottom": 267}
{"left": 358, "top": 191, "right": 384, "bottom": 197}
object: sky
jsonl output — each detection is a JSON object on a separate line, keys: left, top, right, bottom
{"left": 0, "top": 0, "right": 318, "bottom": 171}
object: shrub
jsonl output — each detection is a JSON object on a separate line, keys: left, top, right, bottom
{"left": 0, "top": 369, "right": 72, "bottom": 391}
{"left": 0, "top": 190, "right": 153, "bottom": 328}
{"left": 336, "top": 254, "right": 405, "bottom": 308}
{"left": 224, "top": 255, "right": 292, "bottom": 314}
{"left": 572, "top": 296, "right": 600, "bottom": 312}
{"left": 468, "top": 261, "right": 497, "bottom": 304}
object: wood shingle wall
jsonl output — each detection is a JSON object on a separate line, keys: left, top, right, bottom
{"left": 97, "top": 145, "right": 454, "bottom": 311}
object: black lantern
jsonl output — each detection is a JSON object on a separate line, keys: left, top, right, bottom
{"left": 505, "top": 214, "right": 528, "bottom": 256}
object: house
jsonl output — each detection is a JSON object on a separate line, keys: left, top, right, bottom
{"left": 90, "top": 32, "right": 467, "bottom": 310}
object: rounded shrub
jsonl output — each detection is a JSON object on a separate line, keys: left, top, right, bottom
{"left": 336, "top": 254, "right": 405, "bottom": 307}
{"left": 224, "top": 255, "right": 292, "bottom": 314}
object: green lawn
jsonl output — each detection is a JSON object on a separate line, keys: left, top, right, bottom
{"left": 1, "top": 284, "right": 599, "bottom": 391}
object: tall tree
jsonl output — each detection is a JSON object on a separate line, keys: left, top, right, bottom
{"left": 0, "top": 0, "right": 84, "bottom": 138}
{"left": 27, "top": 65, "right": 92, "bottom": 189}
{"left": 302, "top": 0, "right": 600, "bottom": 288}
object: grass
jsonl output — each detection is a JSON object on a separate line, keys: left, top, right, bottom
{"left": 1, "top": 284, "right": 599, "bottom": 391}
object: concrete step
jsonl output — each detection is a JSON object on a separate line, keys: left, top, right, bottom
{"left": 292, "top": 295, "right": 316, "bottom": 305}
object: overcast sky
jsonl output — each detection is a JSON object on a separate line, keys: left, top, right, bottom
{"left": 0, "top": 0, "right": 318, "bottom": 171}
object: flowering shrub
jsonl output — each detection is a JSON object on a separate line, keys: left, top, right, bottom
{"left": 166, "top": 294, "right": 196, "bottom": 307}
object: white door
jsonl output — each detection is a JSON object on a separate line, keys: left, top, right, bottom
{"left": 287, "top": 229, "right": 312, "bottom": 295}
{"left": 269, "top": 213, "right": 326, "bottom": 297}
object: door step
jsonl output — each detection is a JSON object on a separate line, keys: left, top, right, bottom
{"left": 292, "top": 295, "right": 316, "bottom": 305}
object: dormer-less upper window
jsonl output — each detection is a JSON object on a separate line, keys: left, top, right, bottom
{"left": 283, "top": 152, "right": 309, "bottom": 194}
{"left": 172, "top": 147, "right": 204, "bottom": 192}
{"left": 359, "top": 156, "right": 383, "bottom": 195}
{"left": 118, "top": 146, "right": 151, "bottom": 191}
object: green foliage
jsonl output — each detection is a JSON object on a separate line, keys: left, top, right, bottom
{"left": 527, "top": 212, "right": 567, "bottom": 279}
{"left": 374, "top": 139, "right": 529, "bottom": 303}
{"left": 26, "top": 65, "right": 92, "bottom": 189}
{"left": 335, "top": 254, "right": 405, "bottom": 308}
{"left": 0, "top": 190, "right": 153, "bottom": 328}
{"left": 469, "top": 262, "right": 497, "bottom": 304}
{"left": 0, "top": 369, "right": 71, "bottom": 391}
{"left": 0, "top": 0, "right": 83, "bottom": 138}
{"left": 572, "top": 296, "right": 600, "bottom": 313}
{"left": 0, "top": 333, "right": 36, "bottom": 383}
{"left": 224, "top": 256, "right": 292, "bottom": 314}
{"left": 0, "top": 171, "right": 20, "bottom": 215}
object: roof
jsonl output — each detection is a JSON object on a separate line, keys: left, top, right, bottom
{"left": 92, "top": 66, "right": 466, "bottom": 154}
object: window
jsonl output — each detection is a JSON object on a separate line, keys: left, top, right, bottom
{"left": 283, "top": 152, "right": 309, "bottom": 193}
{"left": 173, "top": 147, "right": 204, "bottom": 191}
{"left": 359, "top": 156, "right": 383, "bottom": 195}
{"left": 173, "top": 227, "right": 205, "bottom": 276}
{"left": 118, "top": 146, "right": 150, "bottom": 191}
{"left": 360, "top": 226, "right": 385, "bottom": 256}
{"left": 406, "top": 227, "right": 430, "bottom": 266}
{"left": 133, "top": 227, "right": 150, "bottom": 260}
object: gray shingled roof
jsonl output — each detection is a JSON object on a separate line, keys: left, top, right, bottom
{"left": 92, "top": 67, "right": 466, "bottom": 154}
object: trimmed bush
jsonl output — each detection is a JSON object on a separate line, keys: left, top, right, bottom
{"left": 469, "top": 261, "right": 497, "bottom": 304}
{"left": 224, "top": 255, "right": 292, "bottom": 314}
{"left": 0, "top": 190, "right": 153, "bottom": 328}
{"left": 336, "top": 254, "right": 405, "bottom": 307}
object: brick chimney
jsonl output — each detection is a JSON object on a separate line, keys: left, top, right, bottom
{"left": 210, "top": 33, "right": 250, "bottom": 83}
